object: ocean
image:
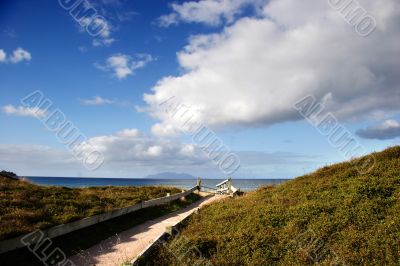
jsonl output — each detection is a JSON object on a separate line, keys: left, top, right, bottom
{"left": 23, "top": 177, "right": 289, "bottom": 191}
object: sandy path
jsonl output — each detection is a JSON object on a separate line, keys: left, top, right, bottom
{"left": 69, "top": 194, "right": 223, "bottom": 266}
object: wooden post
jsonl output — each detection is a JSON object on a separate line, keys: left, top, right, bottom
{"left": 228, "top": 177, "right": 232, "bottom": 194}
{"left": 197, "top": 177, "right": 201, "bottom": 191}
{"left": 180, "top": 189, "right": 186, "bottom": 201}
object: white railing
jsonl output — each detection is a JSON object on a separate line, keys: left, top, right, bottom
{"left": 216, "top": 178, "right": 232, "bottom": 195}
{"left": 231, "top": 185, "right": 238, "bottom": 193}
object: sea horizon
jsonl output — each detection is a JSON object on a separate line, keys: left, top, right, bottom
{"left": 23, "top": 175, "right": 293, "bottom": 180}
{"left": 22, "top": 176, "right": 290, "bottom": 191}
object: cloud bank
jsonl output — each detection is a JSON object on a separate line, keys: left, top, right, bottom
{"left": 0, "top": 128, "right": 316, "bottom": 178}
{"left": 146, "top": 0, "right": 400, "bottom": 134}
{"left": 356, "top": 120, "right": 400, "bottom": 140}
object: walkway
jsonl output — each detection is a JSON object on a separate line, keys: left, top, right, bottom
{"left": 69, "top": 194, "right": 224, "bottom": 266}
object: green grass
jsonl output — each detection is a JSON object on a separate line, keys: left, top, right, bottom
{"left": 146, "top": 146, "right": 400, "bottom": 265}
{"left": 0, "top": 176, "right": 182, "bottom": 241}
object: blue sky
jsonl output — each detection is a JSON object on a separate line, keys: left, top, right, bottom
{"left": 0, "top": 0, "right": 399, "bottom": 178}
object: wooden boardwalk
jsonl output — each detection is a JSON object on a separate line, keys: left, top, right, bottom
{"left": 69, "top": 195, "right": 224, "bottom": 266}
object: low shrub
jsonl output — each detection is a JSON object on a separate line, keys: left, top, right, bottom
{"left": 147, "top": 146, "right": 400, "bottom": 265}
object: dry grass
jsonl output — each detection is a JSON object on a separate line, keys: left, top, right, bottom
{"left": 0, "top": 176, "right": 181, "bottom": 241}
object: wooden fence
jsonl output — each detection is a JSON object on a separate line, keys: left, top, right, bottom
{"left": 0, "top": 186, "right": 198, "bottom": 254}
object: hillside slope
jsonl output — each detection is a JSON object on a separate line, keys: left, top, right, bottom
{"left": 149, "top": 146, "right": 400, "bottom": 265}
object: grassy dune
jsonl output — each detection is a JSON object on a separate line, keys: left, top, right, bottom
{"left": 0, "top": 176, "right": 181, "bottom": 241}
{"left": 148, "top": 146, "right": 400, "bottom": 265}
{"left": 0, "top": 193, "right": 201, "bottom": 266}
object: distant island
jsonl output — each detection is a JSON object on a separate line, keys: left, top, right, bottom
{"left": 144, "top": 172, "right": 196, "bottom": 179}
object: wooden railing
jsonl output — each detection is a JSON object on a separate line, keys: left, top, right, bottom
{"left": 216, "top": 177, "right": 232, "bottom": 194}
{"left": 199, "top": 185, "right": 218, "bottom": 193}
{"left": 197, "top": 177, "right": 239, "bottom": 195}
{"left": 0, "top": 186, "right": 199, "bottom": 254}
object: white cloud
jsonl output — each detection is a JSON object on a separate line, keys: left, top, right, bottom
{"left": 92, "top": 37, "right": 115, "bottom": 47}
{"left": 96, "top": 53, "right": 153, "bottom": 79}
{"left": 0, "top": 144, "right": 80, "bottom": 176}
{"left": 158, "top": 0, "right": 264, "bottom": 27}
{"left": 115, "top": 128, "right": 141, "bottom": 138}
{"left": 0, "top": 129, "right": 202, "bottom": 177}
{"left": 2, "top": 105, "right": 47, "bottom": 118}
{"left": 80, "top": 15, "right": 115, "bottom": 47}
{"left": 180, "top": 144, "right": 195, "bottom": 156}
{"left": 0, "top": 49, "right": 6, "bottom": 62}
{"left": 356, "top": 120, "right": 400, "bottom": 140}
{"left": 95, "top": 0, "right": 139, "bottom": 22}
{"left": 145, "top": 0, "right": 400, "bottom": 132}
{"left": 80, "top": 96, "right": 114, "bottom": 105}
{"left": 9, "top": 48, "right": 32, "bottom": 63}
{"left": 0, "top": 133, "right": 317, "bottom": 178}
{"left": 96, "top": 17, "right": 112, "bottom": 39}
{"left": 107, "top": 54, "right": 132, "bottom": 78}
{"left": 151, "top": 122, "right": 179, "bottom": 137}
{"left": 145, "top": 145, "right": 163, "bottom": 157}
{"left": 158, "top": 13, "right": 179, "bottom": 27}
{"left": 77, "top": 128, "right": 203, "bottom": 162}
{"left": 0, "top": 48, "right": 32, "bottom": 64}
{"left": 93, "top": 16, "right": 114, "bottom": 46}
